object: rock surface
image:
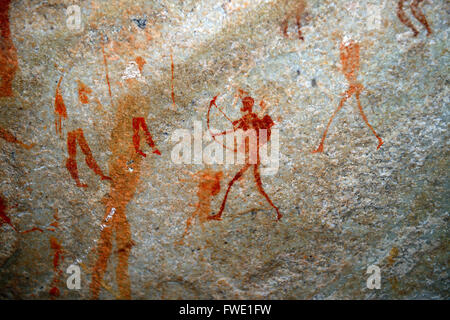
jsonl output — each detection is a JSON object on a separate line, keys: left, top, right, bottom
{"left": 0, "top": 0, "right": 448, "bottom": 299}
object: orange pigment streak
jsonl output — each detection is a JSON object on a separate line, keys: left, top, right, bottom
{"left": 101, "top": 46, "right": 112, "bottom": 98}
{"left": 54, "top": 76, "right": 67, "bottom": 137}
{"left": 90, "top": 87, "right": 160, "bottom": 300}
{"left": 312, "top": 40, "right": 383, "bottom": 153}
{"left": 170, "top": 52, "right": 176, "bottom": 109}
{"left": 0, "top": 127, "right": 35, "bottom": 149}
{"left": 135, "top": 56, "right": 146, "bottom": 74}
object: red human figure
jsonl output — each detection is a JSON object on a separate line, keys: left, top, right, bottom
{"left": 207, "top": 96, "right": 282, "bottom": 221}
{"left": 178, "top": 169, "right": 223, "bottom": 244}
{"left": 281, "top": 0, "right": 306, "bottom": 40}
{"left": 66, "top": 128, "right": 111, "bottom": 187}
{"left": 397, "top": 0, "right": 432, "bottom": 36}
{"left": 54, "top": 76, "right": 68, "bottom": 137}
{"left": 0, "top": 0, "right": 18, "bottom": 97}
{"left": 0, "top": 127, "right": 35, "bottom": 149}
{"left": 312, "top": 39, "right": 383, "bottom": 153}
{"left": 132, "top": 117, "right": 161, "bottom": 157}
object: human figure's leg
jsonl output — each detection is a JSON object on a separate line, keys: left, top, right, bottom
{"left": 253, "top": 164, "right": 282, "bottom": 220}
{"left": 355, "top": 91, "right": 383, "bottom": 150}
{"left": 139, "top": 118, "right": 161, "bottom": 155}
{"left": 296, "top": 14, "right": 304, "bottom": 40}
{"left": 115, "top": 212, "right": 133, "bottom": 300}
{"left": 397, "top": 0, "right": 419, "bottom": 36}
{"left": 281, "top": 18, "right": 289, "bottom": 37}
{"left": 208, "top": 164, "right": 251, "bottom": 220}
{"left": 312, "top": 89, "right": 352, "bottom": 153}
{"left": 66, "top": 130, "right": 87, "bottom": 187}
{"left": 132, "top": 117, "right": 160, "bottom": 157}
{"left": 76, "top": 128, "right": 111, "bottom": 180}
{"left": 0, "top": 127, "right": 34, "bottom": 149}
{"left": 411, "top": 0, "right": 432, "bottom": 35}
{"left": 90, "top": 218, "right": 113, "bottom": 299}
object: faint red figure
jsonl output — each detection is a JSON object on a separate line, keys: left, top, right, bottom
{"left": 49, "top": 236, "right": 64, "bottom": 297}
{"left": 170, "top": 51, "right": 176, "bottom": 110}
{"left": 0, "top": 194, "right": 43, "bottom": 234}
{"left": 207, "top": 95, "right": 282, "bottom": 221}
{"left": 312, "top": 39, "right": 383, "bottom": 153}
{"left": 132, "top": 117, "right": 161, "bottom": 157}
{"left": 281, "top": 0, "right": 306, "bottom": 40}
{"left": 0, "top": 194, "right": 16, "bottom": 231}
{"left": 54, "top": 76, "right": 68, "bottom": 137}
{"left": 66, "top": 128, "right": 111, "bottom": 187}
{"left": 0, "top": 0, "right": 18, "bottom": 97}
{"left": 178, "top": 169, "right": 223, "bottom": 244}
{"left": 397, "top": 0, "right": 432, "bottom": 37}
{"left": 77, "top": 80, "right": 92, "bottom": 104}
{"left": 0, "top": 127, "right": 35, "bottom": 149}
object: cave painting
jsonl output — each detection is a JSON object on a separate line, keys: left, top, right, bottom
{"left": 77, "top": 80, "right": 93, "bottom": 104}
{"left": 281, "top": 0, "right": 306, "bottom": 40}
{"left": 66, "top": 128, "right": 111, "bottom": 188}
{"left": 0, "top": 0, "right": 18, "bottom": 97}
{"left": 312, "top": 38, "right": 383, "bottom": 153}
{"left": 48, "top": 209, "right": 63, "bottom": 297}
{"left": 90, "top": 57, "right": 161, "bottom": 299}
{"left": 132, "top": 117, "right": 161, "bottom": 157}
{"left": 397, "top": 0, "right": 432, "bottom": 37}
{"left": 178, "top": 169, "right": 223, "bottom": 244}
{"left": 54, "top": 76, "right": 68, "bottom": 137}
{"left": 49, "top": 236, "right": 64, "bottom": 297}
{"left": 0, "top": 127, "right": 35, "bottom": 150}
{"left": 0, "top": 194, "right": 43, "bottom": 234}
{"left": 206, "top": 95, "right": 282, "bottom": 221}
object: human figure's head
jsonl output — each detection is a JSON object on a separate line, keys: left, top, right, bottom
{"left": 241, "top": 96, "right": 254, "bottom": 113}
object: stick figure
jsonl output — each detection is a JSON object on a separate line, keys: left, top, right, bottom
{"left": 207, "top": 95, "right": 282, "bottom": 221}
{"left": 397, "top": 0, "right": 432, "bottom": 37}
{"left": 312, "top": 39, "right": 383, "bottom": 153}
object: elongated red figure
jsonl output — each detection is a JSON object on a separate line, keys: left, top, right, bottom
{"left": 313, "top": 39, "right": 383, "bottom": 153}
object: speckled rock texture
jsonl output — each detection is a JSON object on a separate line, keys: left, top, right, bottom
{"left": 0, "top": 0, "right": 448, "bottom": 299}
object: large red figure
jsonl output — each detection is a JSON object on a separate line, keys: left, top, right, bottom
{"left": 207, "top": 96, "right": 282, "bottom": 221}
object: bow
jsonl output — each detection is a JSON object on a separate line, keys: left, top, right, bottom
{"left": 207, "top": 95, "right": 238, "bottom": 152}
